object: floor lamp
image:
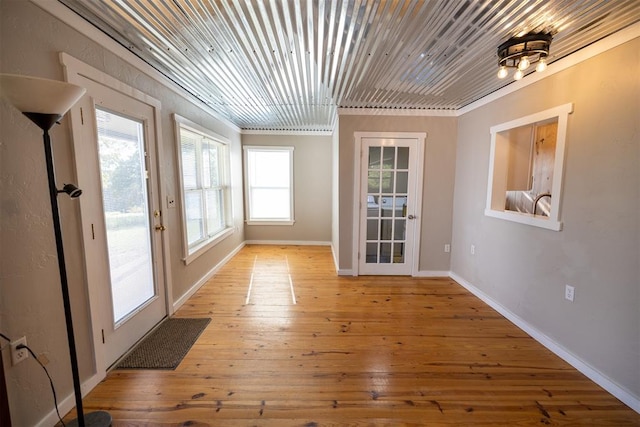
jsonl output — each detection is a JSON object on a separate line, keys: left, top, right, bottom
{"left": 0, "top": 74, "right": 111, "bottom": 427}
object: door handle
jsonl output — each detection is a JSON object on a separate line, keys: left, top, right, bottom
{"left": 407, "top": 215, "right": 416, "bottom": 220}
{"left": 155, "top": 225, "right": 166, "bottom": 231}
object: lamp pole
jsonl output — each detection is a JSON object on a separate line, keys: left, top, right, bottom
{"left": 42, "top": 122, "right": 86, "bottom": 426}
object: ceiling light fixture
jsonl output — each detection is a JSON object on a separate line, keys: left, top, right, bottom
{"left": 497, "top": 32, "right": 552, "bottom": 80}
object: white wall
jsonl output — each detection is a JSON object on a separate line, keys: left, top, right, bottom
{"left": 450, "top": 37, "right": 640, "bottom": 404}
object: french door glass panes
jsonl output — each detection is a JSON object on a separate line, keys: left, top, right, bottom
{"left": 366, "top": 146, "right": 410, "bottom": 264}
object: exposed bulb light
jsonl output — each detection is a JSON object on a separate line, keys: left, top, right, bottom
{"left": 496, "top": 32, "right": 552, "bottom": 80}
{"left": 536, "top": 58, "right": 547, "bottom": 72}
{"left": 517, "top": 55, "right": 530, "bottom": 70}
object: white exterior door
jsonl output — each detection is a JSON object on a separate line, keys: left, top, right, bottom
{"left": 355, "top": 133, "right": 425, "bottom": 275}
{"left": 68, "top": 73, "right": 167, "bottom": 370}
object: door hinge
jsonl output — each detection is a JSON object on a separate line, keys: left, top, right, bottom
{"left": 91, "top": 223, "right": 95, "bottom": 240}
{"left": 80, "top": 107, "right": 84, "bottom": 125}
{"left": 101, "top": 329, "right": 105, "bottom": 344}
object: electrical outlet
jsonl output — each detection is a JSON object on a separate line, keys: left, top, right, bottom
{"left": 10, "top": 336, "right": 28, "bottom": 365}
{"left": 565, "top": 285, "right": 575, "bottom": 302}
{"left": 444, "top": 244, "right": 451, "bottom": 253}
{"left": 470, "top": 244, "right": 475, "bottom": 255}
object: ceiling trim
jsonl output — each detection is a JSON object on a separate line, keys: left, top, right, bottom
{"left": 30, "top": 0, "right": 242, "bottom": 134}
{"left": 241, "top": 129, "right": 333, "bottom": 136}
{"left": 338, "top": 107, "right": 457, "bottom": 117}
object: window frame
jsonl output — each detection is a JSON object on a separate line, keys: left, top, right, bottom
{"left": 243, "top": 145, "right": 295, "bottom": 225}
{"left": 174, "top": 114, "right": 233, "bottom": 263}
{"left": 485, "top": 103, "right": 573, "bottom": 231}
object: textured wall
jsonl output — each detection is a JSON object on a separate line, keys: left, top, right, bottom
{"left": 451, "top": 38, "right": 640, "bottom": 399}
{"left": 337, "top": 115, "right": 457, "bottom": 273}
{"left": 0, "top": 1, "right": 244, "bottom": 425}
{"left": 242, "top": 134, "right": 333, "bottom": 243}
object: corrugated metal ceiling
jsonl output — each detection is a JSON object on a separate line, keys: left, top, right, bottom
{"left": 58, "top": 0, "right": 640, "bottom": 131}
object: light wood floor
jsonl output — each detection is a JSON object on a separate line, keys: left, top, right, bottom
{"left": 66, "top": 245, "right": 639, "bottom": 426}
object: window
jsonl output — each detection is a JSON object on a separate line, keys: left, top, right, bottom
{"left": 485, "top": 103, "right": 573, "bottom": 231}
{"left": 243, "top": 146, "right": 294, "bottom": 225}
{"left": 175, "top": 114, "right": 232, "bottom": 262}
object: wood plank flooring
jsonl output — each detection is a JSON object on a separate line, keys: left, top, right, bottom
{"left": 65, "top": 245, "right": 640, "bottom": 426}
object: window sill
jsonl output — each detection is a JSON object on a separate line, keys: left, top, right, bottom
{"left": 183, "top": 227, "right": 235, "bottom": 265}
{"left": 246, "top": 220, "right": 295, "bottom": 226}
{"left": 485, "top": 209, "right": 562, "bottom": 231}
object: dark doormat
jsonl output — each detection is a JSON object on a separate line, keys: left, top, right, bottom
{"left": 115, "top": 318, "right": 211, "bottom": 370}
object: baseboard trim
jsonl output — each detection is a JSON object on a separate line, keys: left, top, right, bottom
{"left": 173, "top": 242, "right": 246, "bottom": 312}
{"left": 36, "top": 372, "right": 104, "bottom": 427}
{"left": 414, "top": 270, "right": 450, "bottom": 277}
{"left": 449, "top": 272, "right": 640, "bottom": 414}
{"left": 337, "top": 269, "right": 354, "bottom": 276}
{"left": 245, "top": 240, "right": 332, "bottom": 246}
{"left": 331, "top": 244, "right": 339, "bottom": 273}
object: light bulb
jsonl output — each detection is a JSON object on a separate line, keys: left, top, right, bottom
{"left": 536, "top": 58, "right": 547, "bottom": 72}
{"left": 518, "top": 56, "right": 530, "bottom": 70}
{"left": 514, "top": 69, "right": 524, "bottom": 80}
{"left": 497, "top": 66, "right": 508, "bottom": 79}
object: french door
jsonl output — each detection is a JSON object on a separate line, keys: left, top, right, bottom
{"left": 355, "top": 133, "right": 425, "bottom": 275}
{"left": 70, "top": 75, "right": 167, "bottom": 370}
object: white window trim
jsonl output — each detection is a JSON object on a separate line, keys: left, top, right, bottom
{"left": 243, "top": 145, "right": 295, "bottom": 226}
{"left": 174, "top": 114, "right": 233, "bottom": 264}
{"left": 485, "top": 103, "right": 573, "bottom": 231}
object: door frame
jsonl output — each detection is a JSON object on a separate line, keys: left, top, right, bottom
{"left": 61, "top": 53, "right": 174, "bottom": 375}
{"left": 352, "top": 132, "right": 426, "bottom": 276}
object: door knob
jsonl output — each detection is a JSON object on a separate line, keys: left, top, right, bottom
{"left": 407, "top": 214, "right": 416, "bottom": 219}
{"left": 155, "top": 225, "right": 166, "bottom": 231}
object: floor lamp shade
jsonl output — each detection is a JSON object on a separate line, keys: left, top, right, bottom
{"left": 0, "top": 73, "right": 86, "bottom": 118}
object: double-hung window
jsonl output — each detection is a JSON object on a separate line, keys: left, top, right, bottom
{"left": 175, "top": 114, "right": 232, "bottom": 262}
{"left": 243, "top": 146, "right": 294, "bottom": 225}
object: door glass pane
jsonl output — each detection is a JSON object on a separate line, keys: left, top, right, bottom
{"left": 381, "top": 171, "right": 394, "bottom": 193}
{"left": 380, "top": 219, "right": 392, "bottom": 240}
{"left": 396, "top": 171, "right": 408, "bottom": 193}
{"left": 366, "top": 243, "right": 378, "bottom": 263}
{"left": 382, "top": 146, "right": 395, "bottom": 169}
{"left": 397, "top": 147, "right": 409, "bottom": 169}
{"left": 367, "top": 219, "right": 379, "bottom": 240}
{"left": 393, "top": 243, "right": 405, "bottom": 263}
{"left": 96, "top": 108, "right": 155, "bottom": 324}
{"left": 380, "top": 243, "right": 392, "bottom": 263}
{"left": 394, "top": 219, "right": 406, "bottom": 240}
{"left": 368, "top": 171, "right": 380, "bottom": 193}
{"left": 367, "top": 196, "right": 379, "bottom": 217}
{"left": 368, "top": 146, "right": 381, "bottom": 168}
